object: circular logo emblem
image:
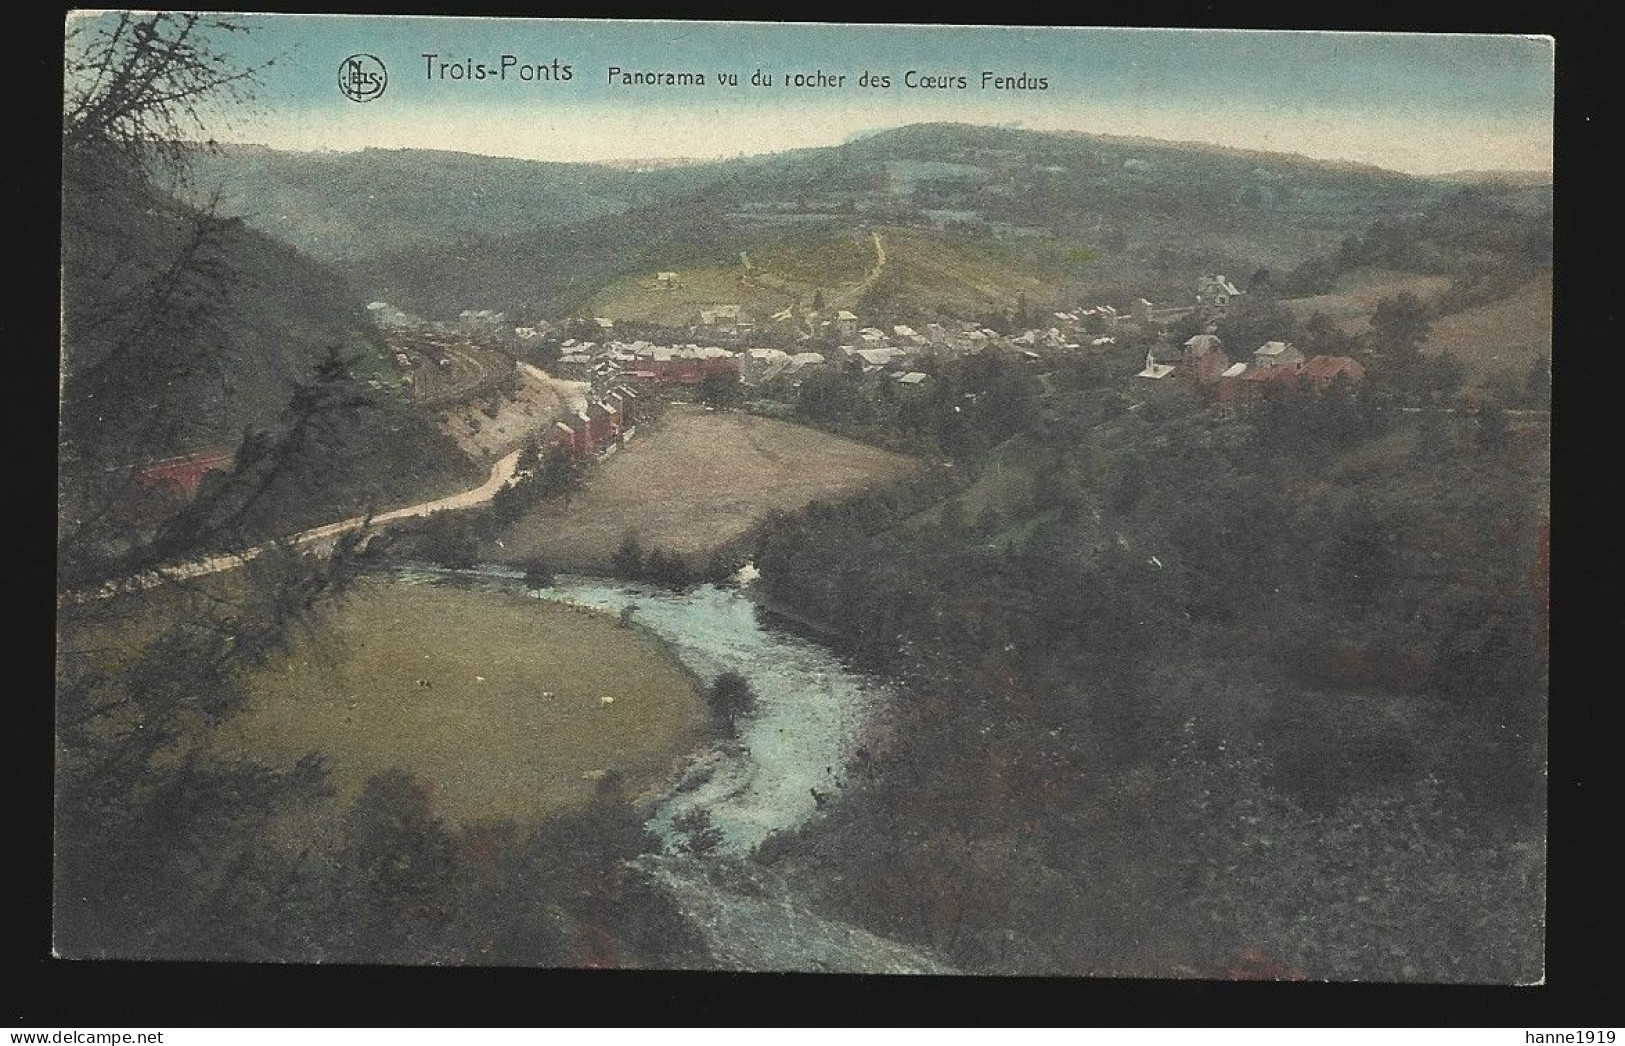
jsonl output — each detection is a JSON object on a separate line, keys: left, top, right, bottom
{"left": 338, "top": 54, "right": 388, "bottom": 103}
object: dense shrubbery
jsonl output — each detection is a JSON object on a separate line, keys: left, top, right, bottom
{"left": 1281, "top": 185, "right": 1551, "bottom": 299}
{"left": 610, "top": 531, "right": 644, "bottom": 577}
{"left": 57, "top": 741, "right": 704, "bottom": 966}
{"left": 707, "top": 671, "right": 758, "bottom": 736}
{"left": 607, "top": 530, "right": 724, "bottom": 590}
{"left": 752, "top": 347, "right": 1546, "bottom": 980}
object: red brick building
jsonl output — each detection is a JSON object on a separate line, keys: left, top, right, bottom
{"left": 549, "top": 421, "right": 577, "bottom": 457}
{"left": 1218, "top": 353, "right": 1367, "bottom": 405}
{"left": 545, "top": 390, "right": 637, "bottom": 462}
{"left": 625, "top": 356, "right": 740, "bottom": 387}
{"left": 1178, "top": 334, "right": 1231, "bottom": 385}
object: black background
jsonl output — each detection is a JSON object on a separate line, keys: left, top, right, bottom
{"left": 14, "top": 0, "right": 1616, "bottom": 1027}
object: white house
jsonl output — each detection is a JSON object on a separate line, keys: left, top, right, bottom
{"left": 1196, "top": 275, "right": 1244, "bottom": 308}
{"left": 1137, "top": 350, "right": 1175, "bottom": 380}
{"left": 1253, "top": 340, "right": 1305, "bottom": 369}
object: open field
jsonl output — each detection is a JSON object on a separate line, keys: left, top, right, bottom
{"left": 749, "top": 231, "right": 876, "bottom": 289}
{"left": 583, "top": 226, "right": 1060, "bottom": 324}
{"left": 213, "top": 579, "right": 708, "bottom": 825}
{"left": 1421, "top": 269, "right": 1552, "bottom": 387}
{"left": 587, "top": 265, "right": 796, "bottom": 326}
{"left": 496, "top": 405, "right": 918, "bottom": 565}
{"left": 1282, "top": 268, "right": 1456, "bottom": 334}
{"left": 861, "top": 229, "right": 1057, "bottom": 315}
{"left": 585, "top": 231, "right": 880, "bottom": 325}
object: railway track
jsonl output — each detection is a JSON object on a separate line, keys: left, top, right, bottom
{"left": 410, "top": 341, "right": 517, "bottom": 409}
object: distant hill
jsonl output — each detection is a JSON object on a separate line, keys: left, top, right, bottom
{"left": 1433, "top": 169, "right": 1553, "bottom": 187}
{"left": 188, "top": 124, "right": 1546, "bottom": 323}
{"left": 184, "top": 144, "right": 727, "bottom": 264}
{"left": 1272, "top": 178, "right": 1552, "bottom": 391}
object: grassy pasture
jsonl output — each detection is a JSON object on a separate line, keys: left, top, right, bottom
{"left": 1282, "top": 268, "right": 1455, "bottom": 334}
{"left": 215, "top": 579, "right": 708, "bottom": 825}
{"left": 495, "top": 405, "right": 917, "bottom": 566}
{"left": 1421, "top": 270, "right": 1551, "bottom": 387}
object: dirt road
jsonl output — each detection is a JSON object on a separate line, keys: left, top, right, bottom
{"left": 72, "top": 449, "right": 523, "bottom": 602}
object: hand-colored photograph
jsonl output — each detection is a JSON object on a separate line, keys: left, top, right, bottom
{"left": 57, "top": 13, "right": 1551, "bottom": 981}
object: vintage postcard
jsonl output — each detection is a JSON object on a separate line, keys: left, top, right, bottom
{"left": 57, "top": 14, "right": 1552, "bottom": 981}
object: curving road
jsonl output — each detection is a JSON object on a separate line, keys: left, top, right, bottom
{"left": 70, "top": 449, "right": 524, "bottom": 603}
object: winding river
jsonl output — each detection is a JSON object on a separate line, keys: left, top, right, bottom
{"left": 390, "top": 565, "right": 955, "bottom": 972}
{"left": 393, "top": 566, "right": 893, "bottom": 855}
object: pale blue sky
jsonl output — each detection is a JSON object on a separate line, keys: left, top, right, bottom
{"left": 66, "top": 14, "right": 1555, "bottom": 174}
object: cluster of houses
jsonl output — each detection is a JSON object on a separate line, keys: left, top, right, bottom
{"left": 698, "top": 304, "right": 752, "bottom": 337}
{"left": 1137, "top": 332, "right": 1365, "bottom": 403}
{"left": 544, "top": 298, "right": 1140, "bottom": 404}
{"left": 543, "top": 384, "right": 641, "bottom": 461}
{"left": 550, "top": 334, "right": 934, "bottom": 393}
{"left": 550, "top": 312, "right": 1070, "bottom": 394}
{"left": 821, "top": 307, "right": 1120, "bottom": 355}
{"left": 742, "top": 340, "right": 933, "bottom": 390}
{"left": 374, "top": 269, "right": 1366, "bottom": 441}
{"left": 553, "top": 339, "right": 743, "bottom": 387}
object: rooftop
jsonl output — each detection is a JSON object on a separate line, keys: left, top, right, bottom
{"left": 1302, "top": 355, "right": 1367, "bottom": 380}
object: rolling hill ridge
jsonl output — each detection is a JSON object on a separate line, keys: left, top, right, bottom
{"left": 183, "top": 123, "right": 1548, "bottom": 321}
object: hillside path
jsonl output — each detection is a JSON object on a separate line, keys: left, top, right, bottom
{"left": 831, "top": 231, "right": 887, "bottom": 310}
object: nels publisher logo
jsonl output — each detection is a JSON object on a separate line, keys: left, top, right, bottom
{"left": 338, "top": 54, "right": 387, "bottom": 102}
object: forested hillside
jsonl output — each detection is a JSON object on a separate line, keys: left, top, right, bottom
{"left": 749, "top": 348, "right": 1547, "bottom": 981}
{"left": 60, "top": 127, "right": 478, "bottom": 582}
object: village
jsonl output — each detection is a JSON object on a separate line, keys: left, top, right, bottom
{"left": 114, "top": 266, "right": 1374, "bottom": 509}
{"left": 363, "top": 269, "right": 1367, "bottom": 466}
